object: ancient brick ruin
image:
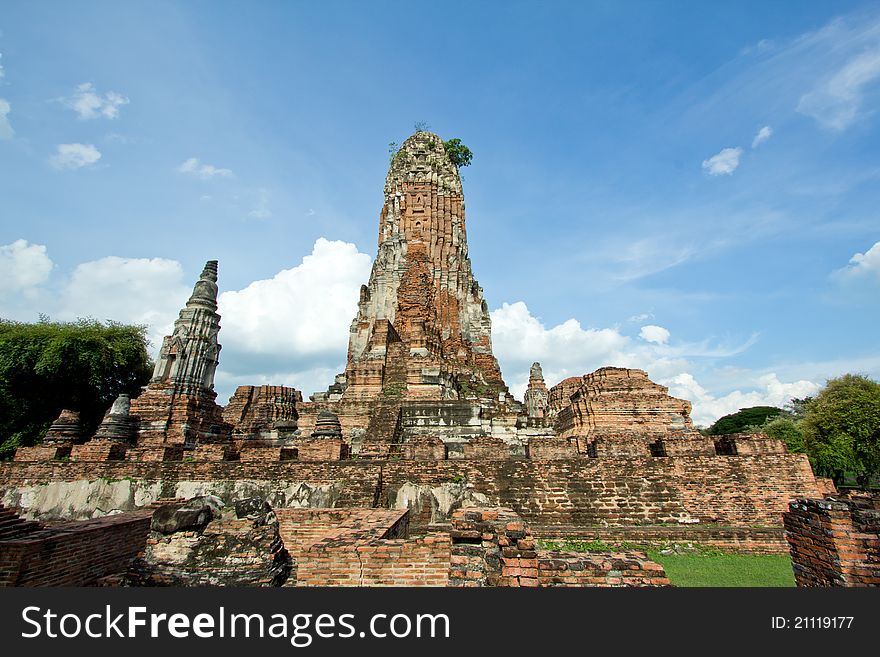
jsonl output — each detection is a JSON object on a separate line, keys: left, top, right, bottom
{"left": 0, "top": 130, "right": 830, "bottom": 586}
{"left": 0, "top": 500, "right": 669, "bottom": 588}
{"left": 784, "top": 492, "right": 880, "bottom": 587}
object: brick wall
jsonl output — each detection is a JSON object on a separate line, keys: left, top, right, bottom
{"left": 296, "top": 536, "right": 451, "bottom": 586}
{"left": 0, "top": 507, "right": 152, "bottom": 586}
{"left": 460, "top": 436, "right": 511, "bottom": 459}
{"left": 13, "top": 445, "right": 71, "bottom": 462}
{"left": 784, "top": 493, "right": 880, "bottom": 587}
{"left": 714, "top": 433, "right": 786, "bottom": 455}
{"left": 70, "top": 440, "right": 127, "bottom": 461}
{"left": 1, "top": 454, "right": 819, "bottom": 535}
{"left": 295, "top": 438, "right": 349, "bottom": 462}
{"left": 528, "top": 436, "right": 579, "bottom": 459}
{"left": 400, "top": 436, "right": 447, "bottom": 460}
{"left": 537, "top": 551, "right": 669, "bottom": 586}
{"left": 589, "top": 434, "right": 653, "bottom": 457}
{"left": 448, "top": 508, "right": 669, "bottom": 587}
{"left": 276, "top": 508, "right": 449, "bottom": 587}
{"left": 378, "top": 455, "right": 821, "bottom": 530}
{"left": 659, "top": 434, "right": 716, "bottom": 457}
{"left": 276, "top": 508, "right": 410, "bottom": 552}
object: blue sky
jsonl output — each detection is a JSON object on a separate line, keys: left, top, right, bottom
{"left": 1, "top": 1, "right": 879, "bottom": 424}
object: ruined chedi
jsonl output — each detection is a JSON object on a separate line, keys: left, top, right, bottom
{"left": 340, "top": 131, "right": 506, "bottom": 403}
{"left": 127, "top": 260, "right": 232, "bottom": 454}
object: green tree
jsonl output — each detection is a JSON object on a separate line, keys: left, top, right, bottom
{"left": 761, "top": 415, "right": 806, "bottom": 454}
{"left": 0, "top": 318, "right": 153, "bottom": 458}
{"left": 801, "top": 374, "right": 880, "bottom": 487}
{"left": 443, "top": 138, "right": 473, "bottom": 168}
{"left": 706, "top": 406, "right": 784, "bottom": 435}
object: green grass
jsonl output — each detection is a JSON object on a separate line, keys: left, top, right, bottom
{"left": 646, "top": 552, "right": 795, "bottom": 587}
{"left": 536, "top": 539, "right": 796, "bottom": 587}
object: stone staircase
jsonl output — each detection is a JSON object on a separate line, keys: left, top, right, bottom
{"left": 359, "top": 340, "right": 407, "bottom": 458}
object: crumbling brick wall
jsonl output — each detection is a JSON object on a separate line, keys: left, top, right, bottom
{"left": 784, "top": 493, "right": 880, "bottom": 587}
{"left": 1, "top": 454, "right": 820, "bottom": 533}
{"left": 296, "top": 536, "right": 451, "bottom": 586}
{"left": 448, "top": 508, "right": 669, "bottom": 587}
{"left": 537, "top": 551, "right": 669, "bottom": 586}
{"left": 0, "top": 505, "right": 152, "bottom": 586}
{"left": 461, "top": 436, "right": 510, "bottom": 459}
{"left": 528, "top": 436, "right": 579, "bottom": 459}
{"left": 400, "top": 436, "right": 447, "bottom": 460}
{"left": 276, "top": 508, "right": 449, "bottom": 586}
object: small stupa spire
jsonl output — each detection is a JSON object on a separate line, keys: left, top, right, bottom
{"left": 186, "top": 260, "right": 219, "bottom": 311}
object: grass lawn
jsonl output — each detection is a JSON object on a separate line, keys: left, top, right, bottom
{"left": 646, "top": 552, "right": 795, "bottom": 587}
{"left": 537, "top": 539, "right": 796, "bottom": 587}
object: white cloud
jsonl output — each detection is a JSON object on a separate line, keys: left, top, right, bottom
{"left": 219, "top": 238, "right": 371, "bottom": 358}
{"left": 797, "top": 47, "right": 880, "bottom": 131}
{"left": 628, "top": 312, "right": 654, "bottom": 322}
{"left": 666, "top": 372, "right": 820, "bottom": 427}
{"left": 702, "top": 147, "right": 743, "bottom": 176}
{"left": 0, "top": 98, "right": 13, "bottom": 140}
{"left": 50, "top": 143, "right": 101, "bottom": 170}
{"left": 62, "top": 82, "right": 129, "bottom": 120}
{"left": 490, "top": 300, "right": 812, "bottom": 425}
{"left": 833, "top": 241, "right": 880, "bottom": 280}
{"left": 59, "top": 256, "right": 191, "bottom": 350}
{"left": 177, "top": 157, "right": 233, "bottom": 180}
{"left": 0, "top": 52, "right": 5, "bottom": 79}
{"left": 0, "top": 240, "right": 53, "bottom": 294}
{"left": 491, "top": 301, "right": 636, "bottom": 399}
{"left": 639, "top": 325, "right": 670, "bottom": 344}
{"left": 751, "top": 125, "right": 772, "bottom": 148}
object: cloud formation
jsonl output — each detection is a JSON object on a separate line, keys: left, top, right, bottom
{"left": 702, "top": 147, "right": 743, "bottom": 176}
{"left": 639, "top": 325, "right": 670, "bottom": 344}
{"left": 50, "top": 143, "right": 101, "bottom": 170}
{"left": 797, "top": 47, "right": 880, "bottom": 131}
{"left": 219, "top": 238, "right": 371, "bottom": 358}
{"left": 0, "top": 240, "right": 53, "bottom": 294}
{"left": 751, "top": 125, "right": 772, "bottom": 148}
{"left": 834, "top": 241, "right": 880, "bottom": 280}
{"left": 666, "top": 372, "right": 820, "bottom": 426}
{"left": 490, "top": 300, "right": 814, "bottom": 425}
{"left": 62, "top": 82, "right": 129, "bottom": 120}
{"left": 216, "top": 238, "right": 372, "bottom": 397}
{"left": 59, "top": 256, "right": 191, "bottom": 349}
{"left": 0, "top": 98, "right": 13, "bottom": 140}
{"left": 177, "top": 157, "right": 234, "bottom": 180}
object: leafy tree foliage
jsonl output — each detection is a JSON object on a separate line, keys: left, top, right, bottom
{"left": 800, "top": 374, "right": 880, "bottom": 487}
{"left": 0, "top": 319, "right": 153, "bottom": 458}
{"left": 706, "top": 406, "right": 784, "bottom": 435}
{"left": 443, "top": 138, "right": 473, "bottom": 168}
{"left": 761, "top": 415, "right": 806, "bottom": 454}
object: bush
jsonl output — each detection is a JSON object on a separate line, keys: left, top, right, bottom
{"left": 443, "top": 138, "right": 473, "bottom": 168}
{"left": 0, "top": 318, "right": 153, "bottom": 458}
